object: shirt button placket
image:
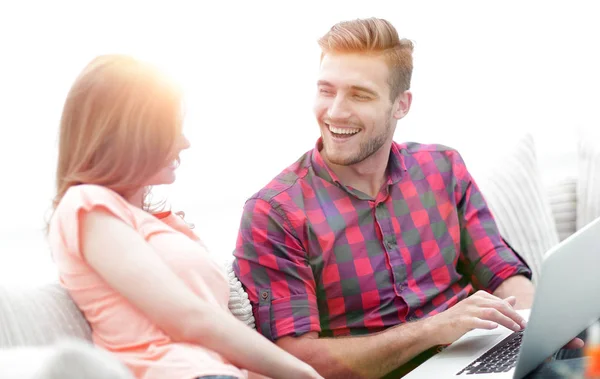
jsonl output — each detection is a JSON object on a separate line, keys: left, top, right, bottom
{"left": 375, "top": 201, "right": 406, "bottom": 295}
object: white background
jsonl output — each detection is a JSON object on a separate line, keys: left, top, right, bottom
{"left": 1, "top": 1, "right": 599, "bottom": 286}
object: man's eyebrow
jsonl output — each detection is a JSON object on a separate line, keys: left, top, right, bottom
{"left": 350, "top": 85, "right": 378, "bottom": 97}
{"left": 317, "top": 80, "right": 334, "bottom": 87}
{"left": 317, "top": 80, "right": 379, "bottom": 97}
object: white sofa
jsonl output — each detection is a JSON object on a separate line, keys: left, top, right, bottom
{"left": 0, "top": 133, "right": 598, "bottom": 378}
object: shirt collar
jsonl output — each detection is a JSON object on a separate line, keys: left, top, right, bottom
{"left": 311, "top": 138, "right": 341, "bottom": 185}
{"left": 388, "top": 141, "right": 407, "bottom": 184}
{"left": 311, "top": 138, "right": 407, "bottom": 187}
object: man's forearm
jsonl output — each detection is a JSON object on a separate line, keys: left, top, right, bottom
{"left": 492, "top": 275, "right": 535, "bottom": 310}
{"left": 277, "top": 318, "right": 440, "bottom": 379}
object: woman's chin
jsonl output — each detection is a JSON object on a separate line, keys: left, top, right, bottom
{"left": 158, "top": 174, "right": 176, "bottom": 186}
{"left": 146, "top": 171, "right": 176, "bottom": 186}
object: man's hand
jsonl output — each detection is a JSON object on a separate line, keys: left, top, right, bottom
{"left": 563, "top": 338, "right": 585, "bottom": 350}
{"left": 492, "top": 276, "right": 583, "bottom": 350}
{"left": 426, "top": 290, "right": 527, "bottom": 346}
{"left": 492, "top": 275, "right": 534, "bottom": 310}
{"left": 425, "top": 289, "right": 584, "bottom": 350}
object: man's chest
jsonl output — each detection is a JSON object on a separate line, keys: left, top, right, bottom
{"left": 301, "top": 185, "right": 461, "bottom": 263}
{"left": 297, "top": 186, "right": 464, "bottom": 313}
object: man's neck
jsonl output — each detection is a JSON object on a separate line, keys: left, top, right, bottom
{"left": 324, "top": 142, "right": 392, "bottom": 199}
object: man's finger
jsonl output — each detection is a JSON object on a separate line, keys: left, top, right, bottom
{"left": 504, "top": 296, "right": 517, "bottom": 306}
{"left": 478, "top": 308, "right": 522, "bottom": 332}
{"left": 481, "top": 298, "right": 526, "bottom": 329}
{"left": 471, "top": 317, "right": 499, "bottom": 331}
{"left": 563, "top": 337, "right": 585, "bottom": 350}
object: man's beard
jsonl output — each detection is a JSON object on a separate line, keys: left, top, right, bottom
{"left": 325, "top": 119, "right": 392, "bottom": 166}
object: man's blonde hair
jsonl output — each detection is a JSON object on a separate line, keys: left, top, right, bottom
{"left": 53, "top": 55, "right": 183, "bottom": 210}
{"left": 318, "top": 18, "right": 414, "bottom": 101}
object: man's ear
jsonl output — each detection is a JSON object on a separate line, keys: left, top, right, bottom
{"left": 393, "top": 90, "right": 412, "bottom": 120}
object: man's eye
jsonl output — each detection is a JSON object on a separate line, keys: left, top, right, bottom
{"left": 354, "top": 94, "right": 370, "bottom": 100}
{"left": 319, "top": 88, "right": 333, "bottom": 95}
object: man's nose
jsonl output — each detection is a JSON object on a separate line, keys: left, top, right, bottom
{"left": 327, "top": 95, "right": 351, "bottom": 120}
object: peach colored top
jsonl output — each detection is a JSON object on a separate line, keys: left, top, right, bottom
{"left": 49, "top": 184, "right": 246, "bottom": 379}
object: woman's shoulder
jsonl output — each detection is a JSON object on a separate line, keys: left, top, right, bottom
{"left": 50, "top": 185, "right": 138, "bottom": 255}
{"left": 53, "top": 184, "right": 136, "bottom": 229}
{"left": 58, "top": 184, "right": 129, "bottom": 211}
{"left": 63, "top": 183, "right": 123, "bottom": 201}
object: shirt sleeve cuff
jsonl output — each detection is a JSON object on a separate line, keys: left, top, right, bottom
{"left": 254, "top": 293, "right": 321, "bottom": 341}
{"left": 485, "top": 265, "right": 533, "bottom": 294}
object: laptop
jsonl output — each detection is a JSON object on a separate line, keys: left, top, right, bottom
{"left": 404, "top": 216, "right": 600, "bottom": 379}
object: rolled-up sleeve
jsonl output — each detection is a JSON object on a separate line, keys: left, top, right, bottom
{"left": 233, "top": 198, "right": 321, "bottom": 341}
{"left": 450, "top": 150, "right": 532, "bottom": 292}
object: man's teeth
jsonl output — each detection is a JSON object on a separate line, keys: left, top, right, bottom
{"left": 328, "top": 125, "right": 360, "bottom": 135}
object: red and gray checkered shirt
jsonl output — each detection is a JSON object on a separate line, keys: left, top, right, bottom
{"left": 233, "top": 139, "right": 531, "bottom": 341}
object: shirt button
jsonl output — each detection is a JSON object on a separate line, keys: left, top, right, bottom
{"left": 261, "top": 291, "right": 269, "bottom": 300}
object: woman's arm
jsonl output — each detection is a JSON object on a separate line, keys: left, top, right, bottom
{"left": 80, "top": 208, "right": 322, "bottom": 379}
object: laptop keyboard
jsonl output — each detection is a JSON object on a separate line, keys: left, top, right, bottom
{"left": 456, "top": 330, "right": 524, "bottom": 375}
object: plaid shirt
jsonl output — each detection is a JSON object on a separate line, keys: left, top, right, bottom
{"left": 233, "top": 139, "right": 531, "bottom": 341}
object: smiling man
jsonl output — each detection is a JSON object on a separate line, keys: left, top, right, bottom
{"left": 233, "top": 18, "right": 540, "bottom": 378}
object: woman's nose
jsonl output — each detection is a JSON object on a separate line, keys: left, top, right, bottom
{"left": 180, "top": 135, "right": 191, "bottom": 150}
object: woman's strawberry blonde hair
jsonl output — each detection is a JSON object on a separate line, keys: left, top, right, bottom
{"left": 318, "top": 17, "right": 414, "bottom": 101}
{"left": 53, "top": 55, "right": 183, "bottom": 211}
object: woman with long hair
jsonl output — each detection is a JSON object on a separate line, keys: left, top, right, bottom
{"left": 48, "top": 55, "right": 322, "bottom": 379}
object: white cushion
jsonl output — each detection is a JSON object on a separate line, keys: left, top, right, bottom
{"left": 0, "top": 339, "right": 133, "bottom": 379}
{"left": 546, "top": 177, "right": 578, "bottom": 241}
{"left": 224, "top": 258, "right": 255, "bottom": 329}
{"left": 475, "top": 134, "right": 560, "bottom": 283}
{"left": 577, "top": 131, "right": 600, "bottom": 230}
{"left": 0, "top": 283, "right": 91, "bottom": 347}
{"left": 0, "top": 346, "right": 55, "bottom": 379}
